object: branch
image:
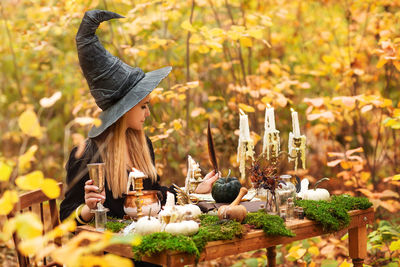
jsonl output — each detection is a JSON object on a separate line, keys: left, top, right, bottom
{"left": 186, "top": 0, "right": 195, "bottom": 135}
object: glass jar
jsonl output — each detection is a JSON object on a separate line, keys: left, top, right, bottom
{"left": 264, "top": 189, "right": 279, "bottom": 215}
{"left": 287, "top": 197, "right": 295, "bottom": 221}
{"left": 276, "top": 175, "right": 296, "bottom": 208}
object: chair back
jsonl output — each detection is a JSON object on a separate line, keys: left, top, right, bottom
{"left": 7, "top": 182, "right": 63, "bottom": 267}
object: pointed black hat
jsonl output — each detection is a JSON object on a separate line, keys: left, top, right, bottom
{"left": 76, "top": 10, "right": 171, "bottom": 138}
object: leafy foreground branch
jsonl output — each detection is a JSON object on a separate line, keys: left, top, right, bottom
{"left": 295, "top": 195, "right": 373, "bottom": 232}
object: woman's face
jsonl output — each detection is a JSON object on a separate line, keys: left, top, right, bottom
{"left": 125, "top": 96, "right": 151, "bottom": 130}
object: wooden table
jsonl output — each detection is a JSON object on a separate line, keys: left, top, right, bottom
{"left": 77, "top": 207, "right": 374, "bottom": 267}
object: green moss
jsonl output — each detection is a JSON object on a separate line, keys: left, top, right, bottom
{"left": 132, "top": 232, "right": 199, "bottom": 261}
{"left": 192, "top": 215, "right": 245, "bottom": 252}
{"left": 88, "top": 217, "right": 129, "bottom": 233}
{"left": 295, "top": 195, "right": 373, "bottom": 232}
{"left": 243, "top": 210, "right": 295, "bottom": 237}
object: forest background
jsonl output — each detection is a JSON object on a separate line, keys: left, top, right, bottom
{"left": 0, "top": 0, "right": 400, "bottom": 266}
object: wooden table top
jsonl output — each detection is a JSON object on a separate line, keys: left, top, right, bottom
{"left": 76, "top": 207, "right": 374, "bottom": 266}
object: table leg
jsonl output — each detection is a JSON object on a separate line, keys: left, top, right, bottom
{"left": 348, "top": 225, "right": 367, "bottom": 267}
{"left": 267, "top": 246, "right": 276, "bottom": 267}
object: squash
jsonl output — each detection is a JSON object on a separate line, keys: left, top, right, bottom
{"left": 135, "top": 214, "right": 162, "bottom": 235}
{"left": 218, "top": 187, "right": 248, "bottom": 222}
{"left": 298, "top": 178, "right": 330, "bottom": 201}
{"left": 212, "top": 170, "right": 242, "bottom": 203}
{"left": 164, "top": 220, "right": 199, "bottom": 236}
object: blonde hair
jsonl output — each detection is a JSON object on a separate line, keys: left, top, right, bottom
{"left": 94, "top": 115, "right": 157, "bottom": 198}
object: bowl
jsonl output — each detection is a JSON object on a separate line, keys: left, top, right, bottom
{"left": 123, "top": 190, "right": 161, "bottom": 218}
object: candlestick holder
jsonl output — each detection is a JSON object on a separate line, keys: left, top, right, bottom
{"left": 134, "top": 176, "right": 144, "bottom": 218}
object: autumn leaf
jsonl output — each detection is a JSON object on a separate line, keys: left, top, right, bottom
{"left": 238, "top": 103, "right": 255, "bottom": 113}
{"left": 40, "top": 91, "right": 62, "bottom": 108}
{"left": 0, "top": 190, "right": 19, "bottom": 215}
{"left": 181, "top": 21, "right": 196, "bottom": 32}
{"left": 18, "top": 145, "right": 38, "bottom": 173}
{"left": 41, "top": 179, "right": 60, "bottom": 199}
{"left": 18, "top": 110, "right": 42, "bottom": 138}
{"left": 15, "top": 171, "right": 44, "bottom": 191}
{"left": 0, "top": 161, "right": 13, "bottom": 182}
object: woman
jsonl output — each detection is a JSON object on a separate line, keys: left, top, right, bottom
{"left": 60, "top": 10, "right": 219, "bottom": 224}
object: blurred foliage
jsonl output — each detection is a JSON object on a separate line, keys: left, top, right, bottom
{"left": 1, "top": 0, "right": 400, "bottom": 266}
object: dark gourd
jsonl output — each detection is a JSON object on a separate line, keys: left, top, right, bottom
{"left": 211, "top": 170, "right": 242, "bottom": 203}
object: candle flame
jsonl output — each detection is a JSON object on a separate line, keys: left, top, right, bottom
{"left": 266, "top": 103, "right": 271, "bottom": 108}
{"left": 290, "top": 107, "right": 295, "bottom": 112}
{"left": 239, "top": 109, "right": 245, "bottom": 115}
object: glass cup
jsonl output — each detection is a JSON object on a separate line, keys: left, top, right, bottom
{"left": 87, "top": 163, "right": 106, "bottom": 193}
{"left": 93, "top": 209, "right": 107, "bottom": 232}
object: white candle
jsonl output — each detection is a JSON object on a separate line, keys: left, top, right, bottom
{"left": 240, "top": 115, "right": 251, "bottom": 140}
{"left": 239, "top": 109, "right": 251, "bottom": 140}
{"left": 291, "top": 108, "right": 301, "bottom": 137}
{"left": 268, "top": 107, "right": 276, "bottom": 130}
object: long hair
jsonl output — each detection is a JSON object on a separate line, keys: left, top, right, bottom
{"left": 94, "top": 115, "right": 157, "bottom": 198}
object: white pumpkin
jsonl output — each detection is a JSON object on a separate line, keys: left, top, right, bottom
{"left": 164, "top": 220, "right": 199, "bottom": 236}
{"left": 297, "top": 178, "right": 330, "bottom": 201}
{"left": 135, "top": 216, "right": 162, "bottom": 235}
{"left": 179, "top": 204, "right": 202, "bottom": 218}
{"left": 303, "top": 188, "right": 330, "bottom": 201}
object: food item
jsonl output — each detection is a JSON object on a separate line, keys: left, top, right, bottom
{"left": 212, "top": 171, "right": 242, "bottom": 203}
{"left": 217, "top": 187, "right": 248, "bottom": 222}
{"left": 297, "top": 178, "right": 330, "bottom": 201}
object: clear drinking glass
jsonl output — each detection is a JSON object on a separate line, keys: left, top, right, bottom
{"left": 87, "top": 163, "right": 109, "bottom": 231}
{"left": 276, "top": 174, "right": 296, "bottom": 207}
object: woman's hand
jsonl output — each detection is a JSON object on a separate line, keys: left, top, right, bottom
{"left": 194, "top": 170, "right": 220, "bottom": 194}
{"left": 84, "top": 179, "right": 106, "bottom": 209}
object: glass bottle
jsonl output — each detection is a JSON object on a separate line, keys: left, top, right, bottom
{"left": 287, "top": 197, "right": 295, "bottom": 221}
{"left": 276, "top": 175, "right": 296, "bottom": 208}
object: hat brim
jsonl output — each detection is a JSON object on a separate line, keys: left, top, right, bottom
{"left": 88, "top": 66, "right": 172, "bottom": 138}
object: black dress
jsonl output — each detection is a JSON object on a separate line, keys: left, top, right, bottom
{"left": 59, "top": 136, "right": 174, "bottom": 222}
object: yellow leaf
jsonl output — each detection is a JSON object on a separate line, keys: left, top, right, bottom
{"left": 240, "top": 36, "right": 253, "bottom": 47}
{"left": 376, "top": 57, "right": 387, "bottom": 68}
{"left": 227, "top": 30, "right": 241, "bottom": 41}
{"left": 209, "top": 28, "right": 225, "bottom": 38}
{"left": 393, "top": 61, "right": 400, "bottom": 72}
{"left": 15, "top": 213, "right": 43, "bottom": 239}
{"left": 340, "top": 161, "right": 352, "bottom": 169}
{"left": 0, "top": 161, "right": 13, "bottom": 182}
{"left": 238, "top": 103, "right": 255, "bottom": 113}
{"left": 248, "top": 28, "right": 263, "bottom": 39}
{"left": 18, "top": 145, "right": 38, "bottom": 173}
{"left": 41, "top": 179, "right": 60, "bottom": 199}
{"left": 181, "top": 20, "right": 196, "bottom": 32}
{"left": 189, "top": 34, "right": 202, "bottom": 44}
{"left": 15, "top": 171, "right": 44, "bottom": 190}
{"left": 393, "top": 174, "right": 400, "bottom": 181}
{"left": 18, "top": 110, "right": 42, "bottom": 138}
{"left": 339, "top": 260, "right": 352, "bottom": 267}
{"left": 172, "top": 120, "right": 182, "bottom": 131}
{"left": 104, "top": 254, "right": 133, "bottom": 267}
{"left": 389, "top": 239, "right": 400, "bottom": 251}
{"left": 198, "top": 45, "right": 209, "bottom": 54}
{"left": 308, "top": 246, "right": 319, "bottom": 256}
{"left": 0, "top": 190, "right": 19, "bottom": 215}
{"left": 360, "top": 172, "right": 371, "bottom": 182}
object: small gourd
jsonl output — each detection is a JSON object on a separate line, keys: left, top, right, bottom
{"left": 298, "top": 178, "right": 330, "bottom": 201}
{"left": 164, "top": 220, "right": 199, "bottom": 236}
{"left": 217, "top": 187, "right": 248, "bottom": 222}
{"left": 212, "top": 170, "right": 242, "bottom": 203}
{"left": 135, "top": 211, "right": 162, "bottom": 235}
{"left": 179, "top": 204, "right": 202, "bottom": 218}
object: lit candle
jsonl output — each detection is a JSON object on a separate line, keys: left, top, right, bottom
{"left": 239, "top": 109, "right": 251, "bottom": 141}
{"left": 291, "top": 108, "right": 301, "bottom": 137}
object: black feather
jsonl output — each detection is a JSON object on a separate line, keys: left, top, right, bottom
{"left": 207, "top": 120, "right": 219, "bottom": 174}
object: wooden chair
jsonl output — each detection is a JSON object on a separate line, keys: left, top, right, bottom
{"left": 7, "top": 183, "right": 63, "bottom": 267}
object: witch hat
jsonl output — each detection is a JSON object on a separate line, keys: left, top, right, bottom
{"left": 76, "top": 10, "right": 172, "bottom": 138}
